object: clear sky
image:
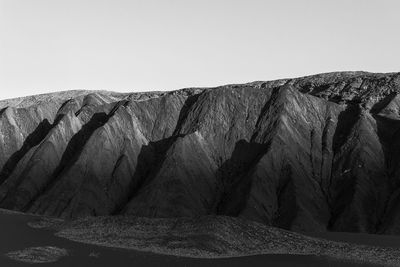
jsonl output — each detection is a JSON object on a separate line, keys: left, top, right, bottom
{"left": 0, "top": 0, "right": 399, "bottom": 100}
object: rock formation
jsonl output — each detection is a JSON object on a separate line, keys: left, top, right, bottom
{"left": 1, "top": 72, "right": 400, "bottom": 234}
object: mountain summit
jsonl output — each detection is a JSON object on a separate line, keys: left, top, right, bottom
{"left": 1, "top": 71, "right": 400, "bottom": 234}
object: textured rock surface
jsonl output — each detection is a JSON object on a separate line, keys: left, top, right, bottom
{"left": 55, "top": 215, "right": 400, "bottom": 266}
{"left": 6, "top": 246, "right": 68, "bottom": 263}
{"left": 1, "top": 71, "right": 400, "bottom": 234}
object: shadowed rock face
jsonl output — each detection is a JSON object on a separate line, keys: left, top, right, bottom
{"left": 1, "top": 72, "right": 400, "bottom": 234}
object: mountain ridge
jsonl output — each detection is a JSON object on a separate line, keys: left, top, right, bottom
{"left": 1, "top": 71, "right": 400, "bottom": 235}
{"left": 2, "top": 71, "right": 399, "bottom": 108}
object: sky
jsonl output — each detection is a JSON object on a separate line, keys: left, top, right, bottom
{"left": 0, "top": 0, "right": 399, "bottom": 100}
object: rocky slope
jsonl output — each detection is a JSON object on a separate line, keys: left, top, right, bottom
{"left": 1, "top": 71, "right": 400, "bottom": 234}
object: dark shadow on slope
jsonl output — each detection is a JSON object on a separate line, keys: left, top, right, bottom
{"left": 273, "top": 165, "right": 297, "bottom": 229}
{"left": 214, "top": 140, "right": 269, "bottom": 216}
{"left": 327, "top": 104, "right": 361, "bottom": 230}
{"left": 112, "top": 135, "right": 184, "bottom": 215}
{"left": 214, "top": 140, "right": 299, "bottom": 230}
{"left": 23, "top": 101, "right": 126, "bottom": 212}
{"left": 108, "top": 148, "right": 152, "bottom": 214}
{"left": 250, "top": 86, "right": 285, "bottom": 142}
{"left": 370, "top": 92, "right": 398, "bottom": 114}
{"left": 373, "top": 115, "right": 400, "bottom": 175}
{"left": 0, "top": 115, "right": 64, "bottom": 186}
{"left": 114, "top": 95, "right": 201, "bottom": 214}
{"left": 21, "top": 113, "right": 108, "bottom": 212}
{"left": 253, "top": 87, "right": 282, "bottom": 127}
{"left": 172, "top": 93, "right": 201, "bottom": 135}
{"left": 51, "top": 113, "right": 108, "bottom": 176}
{"left": 57, "top": 99, "right": 74, "bottom": 113}
{"left": 0, "top": 107, "right": 7, "bottom": 116}
{"left": 307, "top": 84, "right": 333, "bottom": 97}
{"left": 329, "top": 111, "right": 397, "bottom": 233}
{"left": 332, "top": 104, "right": 361, "bottom": 154}
{"left": 327, "top": 172, "right": 357, "bottom": 231}
{"left": 373, "top": 115, "right": 400, "bottom": 232}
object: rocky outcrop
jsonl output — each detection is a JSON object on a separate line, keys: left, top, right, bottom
{"left": 1, "top": 71, "right": 400, "bottom": 234}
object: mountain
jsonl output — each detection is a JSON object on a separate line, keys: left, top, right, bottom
{"left": 1, "top": 71, "right": 400, "bottom": 235}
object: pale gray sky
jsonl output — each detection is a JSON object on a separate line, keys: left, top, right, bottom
{"left": 0, "top": 0, "right": 399, "bottom": 100}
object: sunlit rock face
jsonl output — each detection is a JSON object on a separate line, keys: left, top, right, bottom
{"left": 1, "top": 72, "right": 400, "bottom": 234}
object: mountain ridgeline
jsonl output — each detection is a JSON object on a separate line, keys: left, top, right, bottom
{"left": 1, "top": 72, "right": 400, "bottom": 235}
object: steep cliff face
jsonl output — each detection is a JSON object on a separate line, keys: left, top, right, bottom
{"left": 1, "top": 72, "right": 400, "bottom": 234}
